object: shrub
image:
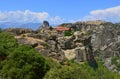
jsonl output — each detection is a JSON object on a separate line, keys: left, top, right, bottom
{"left": 112, "top": 57, "right": 120, "bottom": 71}
{"left": 44, "top": 66, "right": 87, "bottom": 79}
{"left": 0, "top": 32, "right": 18, "bottom": 50}
{"left": 0, "top": 45, "right": 49, "bottom": 79}
{"left": 44, "top": 61, "right": 120, "bottom": 79}
{"left": 64, "top": 30, "right": 73, "bottom": 36}
{"left": 22, "top": 34, "right": 26, "bottom": 38}
{"left": 49, "top": 26, "right": 53, "bottom": 30}
{"left": 0, "top": 46, "right": 8, "bottom": 61}
{"left": 86, "top": 31, "right": 92, "bottom": 36}
{"left": 0, "top": 32, "right": 18, "bottom": 60}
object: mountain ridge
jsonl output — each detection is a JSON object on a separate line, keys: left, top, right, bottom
{"left": 0, "top": 22, "right": 41, "bottom": 30}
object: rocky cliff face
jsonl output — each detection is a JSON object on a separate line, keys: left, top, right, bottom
{"left": 60, "top": 20, "right": 120, "bottom": 58}
{"left": 59, "top": 20, "right": 120, "bottom": 72}
{"left": 4, "top": 28, "right": 95, "bottom": 63}
{"left": 4, "top": 28, "right": 34, "bottom": 35}
{"left": 4, "top": 20, "right": 120, "bottom": 71}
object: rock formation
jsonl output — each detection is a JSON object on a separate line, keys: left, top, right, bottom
{"left": 60, "top": 20, "right": 120, "bottom": 59}
{"left": 38, "top": 20, "right": 50, "bottom": 30}
{"left": 3, "top": 20, "right": 119, "bottom": 70}
{"left": 4, "top": 28, "right": 33, "bottom": 35}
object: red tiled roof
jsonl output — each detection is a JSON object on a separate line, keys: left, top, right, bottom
{"left": 54, "top": 26, "right": 69, "bottom": 31}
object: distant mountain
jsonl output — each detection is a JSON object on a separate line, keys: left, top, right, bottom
{"left": 0, "top": 22, "right": 41, "bottom": 30}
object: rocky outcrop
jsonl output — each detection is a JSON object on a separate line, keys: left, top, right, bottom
{"left": 58, "top": 20, "right": 120, "bottom": 70}
{"left": 104, "top": 57, "right": 120, "bottom": 73}
{"left": 57, "top": 36, "right": 75, "bottom": 50}
{"left": 60, "top": 20, "right": 120, "bottom": 59}
{"left": 8, "top": 20, "right": 119, "bottom": 68}
{"left": 55, "top": 31, "right": 95, "bottom": 63}
{"left": 15, "top": 35, "right": 47, "bottom": 51}
{"left": 3, "top": 20, "right": 119, "bottom": 74}
{"left": 4, "top": 28, "right": 33, "bottom": 35}
{"left": 38, "top": 21, "right": 50, "bottom": 30}
{"left": 42, "top": 21, "right": 49, "bottom": 28}
{"left": 13, "top": 27, "right": 95, "bottom": 63}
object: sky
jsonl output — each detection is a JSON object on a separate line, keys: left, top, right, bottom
{"left": 0, "top": 0, "right": 120, "bottom": 24}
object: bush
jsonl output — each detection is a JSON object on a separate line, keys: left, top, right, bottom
{"left": 44, "top": 61, "right": 120, "bottom": 79}
{"left": 0, "top": 32, "right": 18, "bottom": 61}
{"left": 0, "top": 46, "right": 8, "bottom": 61}
{"left": 86, "top": 31, "right": 92, "bottom": 36}
{"left": 44, "top": 63, "right": 82, "bottom": 79}
{"left": 0, "top": 32, "right": 55, "bottom": 79}
{"left": 112, "top": 57, "right": 120, "bottom": 71}
{"left": 49, "top": 26, "right": 53, "bottom": 30}
{"left": 64, "top": 30, "right": 73, "bottom": 36}
{"left": 22, "top": 34, "right": 26, "bottom": 38}
{"left": 0, "top": 45, "right": 49, "bottom": 79}
{"left": 0, "top": 32, "right": 18, "bottom": 50}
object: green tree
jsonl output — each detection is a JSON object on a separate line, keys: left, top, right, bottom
{"left": 0, "top": 32, "right": 18, "bottom": 50}
{"left": 0, "top": 46, "right": 8, "bottom": 61}
{"left": 44, "top": 61, "right": 120, "bottom": 79}
{"left": 1, "top": 45, "right": 49, "bottom": 79}
{"left": 64, "top": 30, "right": 73, "bottom": 36}
{"left": 44, "top": 65, "right": 87, "bottom": 79}
{"left": 0, "top": 32, "right": 18, "bottom": 61}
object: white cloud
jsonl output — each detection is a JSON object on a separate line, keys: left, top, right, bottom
{"left": 0, "top": 10, "right": 64, "bottom": 24}
{"left": 82, "top": 6, "right": 120, "bottom": 22}
{"left": 49, "top": 16, "right": 65, "bottom": 24}
{"left": 2, "top": 6, "right": 120, "bottom": 25}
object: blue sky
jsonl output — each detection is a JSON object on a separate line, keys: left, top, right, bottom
{"left": 0, "top": 0, "right": 120, "bottom": 24}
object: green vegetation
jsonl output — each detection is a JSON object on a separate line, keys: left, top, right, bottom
{"left": 49, "top": 26, "right": 53, "bottom": 31}
{"left": 64, "top": 30, "right": 73, "bottom": 36}
{"left": 0, "top": 32, "right": 18, "bottom": 50}
{"left": 86, "top": 31, "right": 92, "bottom": 36}
{"left": 0, "top": 32, "right": 49, "bottom": 79}
{"left": 0, "top": 32, "right": 18, "bottom": 61}
{"left": 41, "top": 43, "right": 48, "bottom": 47}
{"left": 0, "top": 31, "right": 120, "bottom": 79}
{"left": 0, "top": 28, "right": 2, "bottom": 33}
{"left": 44, "top": 61, "right": 120, "bottom": 79}
{"left": 44, "top": 66, "right": 81, "bottom": 79}
{"left": 1, "top": 45, "right": 49, "bottom": 79}
{"left": 22, "top": 34, "right": 26, "bottom": 38}
{"left": 112, "top": 57, "right": 120, "bottom": 71}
